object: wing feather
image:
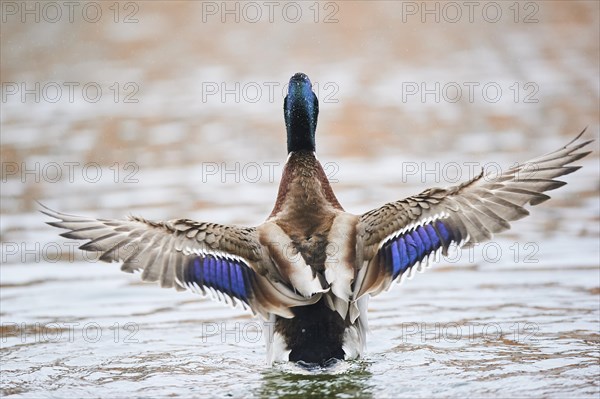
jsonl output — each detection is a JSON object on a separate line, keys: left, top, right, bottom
{"left": 41, "top": 204, "right": 321, "bottom": 318}
{"left": 354, "top": 130, "right": 593, "bottom": 300}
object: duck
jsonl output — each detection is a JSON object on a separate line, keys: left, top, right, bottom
{"left": 42, "top": 72, "right": 592, "bottom": 366}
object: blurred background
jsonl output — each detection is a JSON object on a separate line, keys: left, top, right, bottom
{"left": 1, "top": 1, "right": 599, "bottom": 397}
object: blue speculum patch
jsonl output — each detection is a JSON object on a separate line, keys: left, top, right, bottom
{"left": 185, "top": 255, "right": 250, "bottom": 303}
{"left": 381, "top": 220, "right": 454, "bottom": 279}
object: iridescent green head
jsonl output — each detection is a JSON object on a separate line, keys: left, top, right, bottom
{"left": 284, "top": 73, "right": 319, "bottom": 153}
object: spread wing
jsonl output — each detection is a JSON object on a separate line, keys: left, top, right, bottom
{"left": 41, "top": 204, "right": 321, "bottom": 319}
{"left": 353, "top": 130, "right": 593, "bottom": 300}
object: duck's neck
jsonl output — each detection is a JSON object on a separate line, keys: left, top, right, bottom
{"left": 269, "top": 151, "right": 343, "bottom": 219}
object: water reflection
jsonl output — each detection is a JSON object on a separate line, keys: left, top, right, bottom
{"left": 259, "top": 360, "right": 374, "bottom": 399}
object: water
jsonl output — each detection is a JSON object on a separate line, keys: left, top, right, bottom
{"left": 2, "top": 2, "right": 599, "bottom": 398}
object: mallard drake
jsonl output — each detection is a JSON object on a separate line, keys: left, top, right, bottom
{"left": 42, "top": 72, "right": 592, "bottom": 366}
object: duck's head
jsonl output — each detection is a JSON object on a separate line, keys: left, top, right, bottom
{"left": 284, "top": 73, "right": 319, "bottom": 154}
